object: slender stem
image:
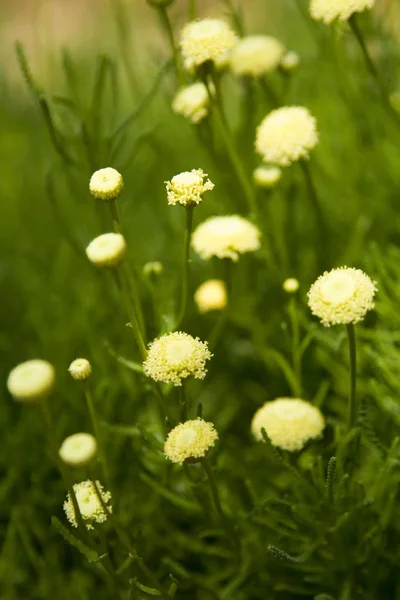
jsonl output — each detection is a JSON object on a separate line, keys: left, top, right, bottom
{"left": 84, "top": 386, "right": 111, "bottom": 491}
{"left": 201, "top": 458, "right": 226, "bottom": 522}
{"left": 189, "top": 0, "right": 196, "bottom": 20}
{"left": 209, "top": 259, "right": 232, "bottom": 350}
{"left": 157, "top": 6, "right": 184, "bottom": 85}
{"left": 109, "top": 201, "right": 120, "bottom": 233}
{"left": 223, "top": 0, "right": 245, "bottom": 36}
{"left": 113, "top": 266, "right": 147, "bottom": 360}
{"left": 349, "top": 15, "right": 400, "bottom": 129}
{"left": 175, "top": 206, "right": 194, "bottom": 328}
{"left": 179, "top": 385, "right": 187, "bottom": 422}
{"left": 259, "top": 77, "right": 280, "bottom": 107}
{"left": 288, "top": 297, "right": 302, "bottom": 394}
{"left": 346, "top": 323, "right": 357, "bottom": 430}
{"left": 300, "top": 161, "right": 327, "bottom": 270}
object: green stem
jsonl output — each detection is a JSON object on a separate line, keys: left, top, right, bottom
{"left": 259, "top": 77, "right": 280, "bottom": 107}
{"left": 113, "top": 266, "right": 147, "bottom": 360}
{"left": 201, "top": 458, "right": 226, "bottom": 523}
{"left": 288, "top": 297, "right": 302, "bottom": 394}
{"left": 209, "top": 259, "right": 232, "bottom": 350}
{"left": 109, "top": 201, "right": 121, "bottom": 233}
{"left": 157, "top": 6, "right": 184, "bottom": 85}
{"left": 189, "top": 0, "right": 196, "bottom": 19}
{"left": 176, "top": 206, "right": 194, "bottom": 328}
{"left": 84, "top": 386, "right": 111, "bottom": 491}
{"left": 346, "top": 323, "right": 357, "bottom": 430}
{"left": 179, "top": 385, "right": 187, "bottom": 422}
{"left": 300, "top": 161, "right": 327, "bottom": 270}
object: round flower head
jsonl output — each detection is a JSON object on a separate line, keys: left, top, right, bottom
{"left": 308, "top": 267, "right": 377, "bottom": 327}
{"left": 143, "top": 331, "right": 212, "bottom": 386}
{"left": 68, "top": 358, "right": 92, "bottom": 381}
{"left": 166, "top": 169, "right": 214, "bottom": 206}
{"left": 194, "top": 279, "right": 227, "bottom": 313}
{"left": 192, "top": 215, "right": 261, "bottom": 262}
{"left": 283, "top": 278, "right": 299, "bottom": 293}
{"left": 251, "top": 398, "right": 325, "bottom": 451}
{"left": 86, "top": 233, "right": 126, "bottom": 268}
{"left": 253, "top": 165, "right": 282, "bottom": 188}
{"left": 164, "top": 418, "right": 218, "bottom": 464}
{"left": 180, "top": 19, "right": 237, "bottom": 67}
{"left": 280, "top": 51, "right": 300, "bottom": 72}
{"left": 230, "top": 35, "right": 285, "bottom": 77}
{"left": 89, "top": 168, "right": 123, "bottom": 202}
{"left": 172, "top": 83, "right": 210, "bottom": 124}
{"left": 143, "top": 261, "right": 163, "bottom": 277}
{"left": 7, "top": 359, "right": 55, "bottom": 403}
{"left": 63, "top": 480, "right": 112, "bottom": 530}
{"left": 309, "top": 0, "right": 374, "bottom": 23}
{"left": 59, "top": 433, "right": 97, "bottom": 467}
{"left": 255, "top": 106, "right": 318, "bottom": 167}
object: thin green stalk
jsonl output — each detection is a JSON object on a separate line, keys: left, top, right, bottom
{"left": 201, "top": 458, "right": 226, "bottom": 523}
{"left": 346, "top": 323, "right": 357, "bottom": 430}
{"left": 157, "top": 6, "right": 184, "bottom": 85}
{"left": 189, "top": 0, "right": 196, "bottom": 20}
{"left": 259, "top": 77, "right": 280, "bottom": 107}
{"left": 179, "top": 385, "right": 187, "bottom": 422}
{"left": 109, "top": 200, "right": 120, "bottom": 233}
{"left": 300, "top": 161, "right": 327, "bottom": 270}
{"left": 209, "top": 259, "right": 232, "bottom": 350}
{"left": 84, "top": 386, "right": 112, "bottom": 491}
{"left": 175, "top": 205, "right": 194, "bottom": 328}
{"left": 288, "top": 297, "right": 302, "bottom": 394}
{"left": 113, "top": 266, "right": 147, "bottom": 360}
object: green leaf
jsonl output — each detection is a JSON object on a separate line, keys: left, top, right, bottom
{"left": 51, "top": 517, "right": 98, "bottom": 562}
{"left": 131, "top": 577, "right": 161, "bottom": 596}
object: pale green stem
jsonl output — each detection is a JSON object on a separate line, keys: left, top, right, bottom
{"left": 175, "top": 205, "right": 194, "bottom": 329}
{"left": 300, "top": 161, "right": 327, "bottom": 270}
{"left": 109, "top": 200, "right": 120, "bottom": 233}
{"left": 157, "top": 6, "right": 184, "bottom": 85}
{"left": 84, "top": 386, "right": 112, "bottom": 492}
{"left": 346, "top": 323, "right": 357, "bottom": 430}
{"left": 209, "top": 259, "right": 232, "bottom": 351}
{"left": 288, "top": 297, "right": 302, "bottom": 394}
{"left": 113, "top": 265, "right": 147, "bottom": 361}
{"left": 189, "top": 0, "right": 196, "bottom": 19}
{"left": 179, "top": 384, "right": 187, "bottom": 422}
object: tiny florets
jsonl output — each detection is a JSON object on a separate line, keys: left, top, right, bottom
{"left": 255, "top": 106, "right": 318, "bottom": 167}
{"left": 166, "top": 169, "right": 214, "bottom": 206}
{"left": 230, "top": 35, "right": 285, "bottom": 77}
{"left": 194, "top": 279, "right": 227, "bottom": 313}
{"left": 308, "top": 267, "right": 377, "bottom": 326}
{"left": 89, "top": 168, "right": 123, "bottom": 202}
{"left": 143, "top": 331, "right": 212, "bottom": 386}
{"left": 251, "top": 398, "right": 325, "bottom": 451}
{"left": 164, "top": 418, "right": 218, "bottom": 464}
{"left": 280, "top": 51, "right": 300, "bottom": 72}
{"left": 283, "top": 278, "right": 300, "bottom": 293}
{"left": 309, "top": 0, "right": 374, "bottom": 23}
{"left": 253, "top": 165, "right": 282, "bottom": 188}
{"left": 7, "top": 359, "right": 55, "bottom": 403}
{"left": 180, "top": 19, "right": 237, "bottom": 67}
{"left": 63, "top": 480, "right": 112, "bottom": 530}
{"left": 86, "top": 233, "right": 126, "bottom": 267}
{"left": 68, "top": 358, "right": 92, "bottom": 381}
{"left": 192, "top": 215, "right": 261, "bottom": 262}
{"left": 172, "top": 83, "right": 210, "bottom": 124}
{"left": 59, "top": 433, "right": 97, "bottom": 467}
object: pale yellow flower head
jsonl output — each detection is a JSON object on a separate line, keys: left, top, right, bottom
{"left": 7, "top": 359, "right": 55, "bottom": 403}
{"left": 164, "top": 418, "right": 218, "bottom": 464}
{"left": 283, "top": 278, "right": 299, "bottom": 293}
{"left": 251, "top": 398, "right": 325, "bottom": 451}
{"left": 143, "top": 261, "right": 163, "bottom": 277}
{"left": 253, "top": 166, "right": 282, "bottom": 189}
{"left": 59, "top": 433, "right": 97, "bottom": 467}
{"left": 194, "top": 279, "right": 227, "bottom": 313}
{"left": 180, "top": 19, "right": 237, "bottom": 67}
{"left": 63, "top": 480, "right": 112, "bottom": 530}
{"left": 172, "top": 83, "right": 210, "bottom": 124}
{"left": 89, "top": 168, "right": 123, "bottom": 202}
{"left": 192, "top": 215, "right": 261, "bottom": 262}
{"left": 166, "top": 169, "right": 214, "bottom": 206}
{"left": 309, "top": 0, "right": 374, "bottom": 23}
{"left": 280, "top": 51, "right": 300, "bottom": 72}
{"left": 230, "top": 35, "right": 285, "bottom": 77}
{"left": 143, "top": 331, "right": 212, "bottom": 386}
{"left": 255, "top": 106, "right": 318, "bottom": 167}
{"left": 68, "top": 358, "right": 92, "bottom": 381}
{"left": 86, "top": 233, "right": 126, "bottom": 267}
{"left": 308, "top": 267, "right": 377, "bottom": 327}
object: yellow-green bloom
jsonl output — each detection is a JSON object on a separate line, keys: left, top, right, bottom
{"left": 7, "top": 359, "right": 55, "bottom": 403}
{"left": 166, "top": 169, "right": 214, "bottom": 206}
{"left": 309, "top": 0, "right": 374, "bottom": 23}
{"left": 63, "top": 480, "right": 112, "bottom": 530}
{"left": 68, "top": 358, "right": 92, "bottom": 381}
{"left": 59, "top": 433, "right": 97, "bottom": 467}
{"left": 194, "top": 279, "right": 227, "bottom": 313}
{"left": 192, "top": 215, "right": 261, "bottom": 262}
{"left": 164, "top": 418, "right": 218, "bottom": 464}
{"left": 86, "top": 233, "right": 126, "bottom": 268}
{"left": 89, "top": 168, "right": 123, "bottom": 202}
{"left": 180, "top": 19, "right": 237, "bottom": 67}
{"left": 230, "top": 35, "right": 285, "bottom": 77}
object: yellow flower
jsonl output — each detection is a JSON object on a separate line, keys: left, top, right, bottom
{"left": 180, "top": 19, "right": 237, "bottom": 67}
{"left": 172, "top": 83, "right": 210, "bottom": 124}
{"left": 143, "top": 331, "right": 212, "bottom": 386}
{"left": 166, "top": 169, "right": 214, "bottom": 206}
{"left": 89, "top": 168, "right": 123, "bottom": 202}
{"left": 63, "top": 480, "right": 112, "bottom": 530}
{"left": 194, "top": 279, "right": 227, "bottom": 313}
{"left": 253, "top": 166, "right": 282, "bottom": 188}
{"left": 283, "top": 278, "right": 299, "bottom": 293}
{"left": 251, "top": 398, "right": 325, "bottom": 451}
{"left": 310, "top": 0, "right": 374, "bottom": 23}
{"left": 86, "top": 233, "right": 126, "bottom": 267}
{"left": 308, "top": 267, "right": 377, "bottom": 326}
{"left": 192, "top": 215, "right": 261, "bottom": 261}
{"left": 59, "top": 433, "right": 97, "bottom": 467}
{"left": 68, "top": 358, "right": 92, "bottom": 381}
{"left": 280, "top": 51, "right": 300, "bottom": 72}
{"left": 143, "top": 261, "right": 163, "bottom": 277}
{"left": 230, "top": 35, "right": 285, "bottom": 77}
{"left": 164, "top": 418, "right": 218, "bottom": 464}
{"left": 7, "top": 359, "right": 55, "bottom": 403}
{"left": 255, "top": 106, "right": 318, "bottom": 167}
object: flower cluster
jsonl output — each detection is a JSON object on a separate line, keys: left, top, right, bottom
{"left": 192, "top": 215, "right": 261, "bottom": 262}
{"left": 194, "top": 279, "right": 227, "bottom": 313}
{"left": 63, "top": 480, "right": 112, "bottom": 530}
{"left": 180, "top": 19, "right": 237, "bottom": 67}
{"left": 166, "top": 169, "right": 214, "bottom": 206}
{"left": 230, "top": 35, "right": 285, "bottom": 77}
{"left": 143, "top": 331, "right": 212, "bottom": 386}
{"left": 309, "top": 0, "right": 375, "bottom": 23}
{"left": 308, "top": 267, "right": 377, "bottom": 326}
{"left": 164, "top": 418, "right": 218, "bottom": 464}
{"left": 172, "top": 83, "right": 210, "bottom": 124}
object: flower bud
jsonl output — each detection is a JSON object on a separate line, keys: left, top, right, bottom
{"left": 69, "top": 358, "right": 92, "bottom": 381}
{"left": 86, "top": 233, "right": 126, "bottom": 268}
{"left": 7, "top": 359, "right": 55, "bottom": 403}
{"left": 89, "top": 168, "right": 123, "bottom": 202}
{"left": 59, "top": 433, "right": 97, "bottom": 467}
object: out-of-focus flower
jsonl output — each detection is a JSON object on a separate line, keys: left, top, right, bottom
{"left": 309, "top": 0, "right": 374, "bottom": 23}
{"left": 59, "top": 433, "right": 97, "bottom": 467}
{"left": 280, "top": 51, "right": 300, "bottom": 72}
{"left": 86, "top": 233, "right": 126, "bottom": 267}
{"left": 253, "top": 165, "right": 282, "bottom": 188}
{"left": 172, "top": 83, "right": 210, "bottom": 124}
{"left": 230, "top": 35, "right": 285, "bottom": 77}
{"left": 283, "top": 278, "right": 300, "bottom": 293}
{"left": 180, "top": 19, "right": 237, "bottom": 67}
{"left": 68, "top": 358, "right": 92, "bottom": 381}
{"left": 192, "top": 215, "right": 261, "bottom": 261}
{"left": 194, "top": 279, "right": 227, "bottom": 313}
{"left": 7, "top": 360, "right": 55, "bottom": 403}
